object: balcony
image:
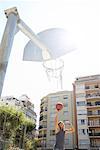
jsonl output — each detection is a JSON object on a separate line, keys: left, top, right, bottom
{"left": 90, "top": 145, "right": 100, "bottom": 149}
{"left": 90, "top": 139, "right": 100, "bottom": 148}
{"left": 86, "top": 93, "right": 100, "bottom": 100}
{"left": 88, "top": 123, "right": 100, "bottom": 128}
{"left": 87, "top": 103, "right": 100, "bottom": 109}
{"left": 87, "top": 113, "right": 100, "bottom": 118}
{"left": 85, "top": 85, "right": 100, "bottom": 91}
{"left": 89, "top": 133, "right": 100, "bottom": 138}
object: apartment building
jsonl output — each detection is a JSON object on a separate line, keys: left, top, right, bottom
{"left": 74, "top": 74, "right": 100, "bottom": 149}
{"left": 0, "top": 94, "right": 37, "bottom": 123}
{"left": 38, "top": 91, "right": 76, "bottom": 149}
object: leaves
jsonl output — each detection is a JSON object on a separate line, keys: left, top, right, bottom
{"left": 0, "top": 104, "right": 36, "bottom": 149}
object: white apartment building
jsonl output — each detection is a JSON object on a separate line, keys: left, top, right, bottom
{"left": 38, "top": 91, "right": 76, "bottom": 149}
{"left": 0, "top": 94, "right": 37, "bottom": 123}
{"left": 74, "top": 74, "right": 100, "bottom": 150}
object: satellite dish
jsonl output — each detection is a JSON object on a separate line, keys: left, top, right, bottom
{"left": 23, "top": 28, "right": 75, "bottom": 62}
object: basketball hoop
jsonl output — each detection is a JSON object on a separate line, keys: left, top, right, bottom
{"left": 42, "top": 59, "right": 64, "bottom": 89}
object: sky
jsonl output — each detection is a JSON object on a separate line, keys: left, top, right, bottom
{"left": 0, "top": 0, "right": 100, "bottom": 118}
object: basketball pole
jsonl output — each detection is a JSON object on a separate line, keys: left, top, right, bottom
{"left": 0, "top": 7, "right": 18, "bottom": 96}
{"left": 0, "top": 7, "right": 52, "bottom": 96}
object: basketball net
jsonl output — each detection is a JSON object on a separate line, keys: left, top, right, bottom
{"left": 42, "top": 59, "right": 64, "bottom": 89}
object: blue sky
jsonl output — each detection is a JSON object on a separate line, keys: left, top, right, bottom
{"left": 0, "top": 0, "right": 100, "bottom": 117}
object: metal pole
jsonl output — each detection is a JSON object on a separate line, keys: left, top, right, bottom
{"left": 17, "top": 19, "right": 51, "bottom": 61}
{"left": 0, "top": 8, "right": 19, "bottom": 96}
{"left": 72, "top": 83, "right": 79, "bottom": 149}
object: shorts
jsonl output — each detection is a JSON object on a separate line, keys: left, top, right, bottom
{"left": 53, "top": 145, "right": 64, "bottom": 150}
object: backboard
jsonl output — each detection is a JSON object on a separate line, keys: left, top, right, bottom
{"left": 23, "top": 28, "right": 75, "bottom": 61}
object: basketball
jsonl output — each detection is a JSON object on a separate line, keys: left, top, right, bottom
{"left": 56, "top": 102, "right": 63, "bottom": 111}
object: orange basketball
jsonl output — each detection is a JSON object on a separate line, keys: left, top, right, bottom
{"left": 56, "top": 102, "right": 63, "bottom": 111}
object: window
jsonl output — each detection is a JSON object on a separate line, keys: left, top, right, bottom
{"left": 87, "top": 102, "right": 92, "bottom": 106}
{"left": 39, "top": 115, "right": 43, "bottom": 121}
{"left": 63, "top": 111, "right": 68, "bottom": 117}
{"left": 79, "top": 129, "right": 86, "bottom": 135}
{"left": 77, "top": 110, "right": 87, "bottom": 115}
{"left": 63, "top": 103, "right": 68, "bottom": 108}
{"left": 45, "top": 107, "right": 48, "bottom": 111}
{"left": 50, "top": 104, "right": 56, "bottom": 109}
{"left": 76, "top": 93, "right": 85, "bottom": 98}
{"left": 40, "top": 106, "right": 43, "bottom": 112}
{"left": 43, "top": 121, "right": 47, "bottom": 128}
{"left": 43, "top": 115, "right": 47, "bottom": 119}
{"left": 63, "top": 95, "right": 68, "bottom": 99}
{"left": 87, "top": 129, "right": 89, "bottom": 134}
{"left": 77, "top": 101, "right": 86, "bottom": 106}
{"left": 95, "top": 101, "right": 100, "bottom": 105}
{"left": 76, "top": 84, "right": 84, "bottom": 90}
{"left": 50, "top": 130, "right": 55, "bottom": 136}
{"left": 50, "top": 96, "right": 59, "bottom": 102}
{"left": 85, "top": 85, "right": 90, "bottom": 89}
{"left": 50, "top": 121, "right": 54, "bottom": 128}
{"left": 49, "top": 140, "right": 55, "bottom": 146}
{"left": 79, "top": 139, "right": 90, "bottom": 145}
{"left": 39, "top": 125, "right": 43, "bottom": 129}
{"left": 81, "top": 119, "right": 85, "bottom": 124}
{"left": 50, "top": 113, "right": 55, "bottom": 117}
{"left": 87, "top": 111, "right": 92, "bottom": 115}
{"left": 98, "top": 110, "right": 100, "bottom": 115}
{"left": 78, "top": 119, "right": 86, "bottom": 125}
{"left": 86, "top": 93, "right": 91, "bottom": 98}
{"left": 95, "top": 85, "right": 99, "bottom": 88}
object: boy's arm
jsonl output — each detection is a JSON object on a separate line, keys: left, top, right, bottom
{"left": 55, "top": 111, "right": 59, "bottom": 133}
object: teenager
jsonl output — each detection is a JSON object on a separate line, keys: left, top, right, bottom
{"left": 54, "top": 111, "right": 74, "bottom": 150}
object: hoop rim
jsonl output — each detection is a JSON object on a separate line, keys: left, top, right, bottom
{"left": 42, "top": 59, "right": 64, "bottom": 71}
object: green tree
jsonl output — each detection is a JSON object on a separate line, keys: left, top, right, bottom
{"left": 0, "top": 104, "right": 36, "bottom": 150}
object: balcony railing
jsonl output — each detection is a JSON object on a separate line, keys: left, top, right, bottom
{"left": 88, "top": 123, "right": 100, "bottom": 127}
{"left": 87, "top": 103, "right": 100, "bottom": 106}
{"left": 87, "top": 113, "right": 100, "bottom": 117}
{"left": 85, "top": 85, "right": 100, "bottom": 90}
{"left": 90, "top": 145, "right": 100, "bottom": 148}
{"left": 87, "top": 104, "right": 100, "bottom": 109}
{"left": 86, "top": 93, "right": 100, "bottom": 99}
{"left": 89, "top": 133, "right": 100, "bottom": 136}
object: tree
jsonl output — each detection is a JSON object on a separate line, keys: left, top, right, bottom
{"left": 0, "top": 104, "right": 36, "bottom": 149}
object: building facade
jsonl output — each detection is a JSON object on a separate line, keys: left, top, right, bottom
{"left": 0, "top": 94, "right": 37, "bottom": 123}
{"left": 74, "top": 74, "right": 100, "bottom": 149}
{"left": 38, "top": 91, "right": 76, "bottom": 149}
